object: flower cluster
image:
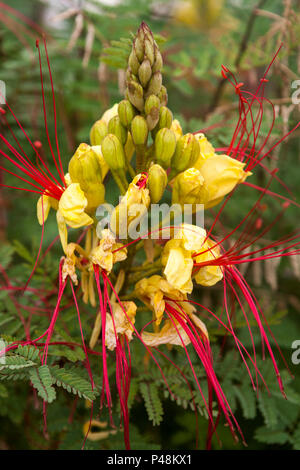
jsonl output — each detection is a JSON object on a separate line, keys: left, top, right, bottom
{"left": 1, "top": 23, "right": 300, "bottom": 450}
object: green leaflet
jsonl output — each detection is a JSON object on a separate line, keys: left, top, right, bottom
{"left": 29, "top": 365, "right": 56, "bottom": 403}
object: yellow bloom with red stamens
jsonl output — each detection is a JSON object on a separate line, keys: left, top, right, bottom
{"left": 89, "top": 229, "right": 127, "bottom": 273}
{"left": 135, "top": 274, "right": 208, "bottom": 346}
{"left": 161, "top": 224, "right": 206, "bottom": 293}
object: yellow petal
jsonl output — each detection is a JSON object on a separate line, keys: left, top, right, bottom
{"left": 163, "top": 247, "right": 194, "bottom": 294}
{"left": 56, "top": 210, "right": 68, "bottom": 254}
{"left": 142, "top": 320, "right": 191, "bottom": 347}
{"left": 199, "top": 154, "right": 251, "bottom": 207}
{"left": 58, "top": 183, "right": 93, "bottom": 228}
{"left": 101, "top": 103, "right": 119, "bottom": 125}
{"left": 105, "top": 302, "right": 137, "bottom": 350}
{"left": 37, "top": 194, "right": 51, "bottom": 225}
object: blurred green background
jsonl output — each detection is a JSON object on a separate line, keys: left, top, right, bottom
{"left": 0, "top": 0, "right": 300, "bottom": 450}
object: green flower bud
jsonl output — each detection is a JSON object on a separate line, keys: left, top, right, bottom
{"left": 134, "top": 36, "right": 144, "bottom": 62}
{"left": 138, "top": 59, "right": 152, "bottom": 87}
{"left": 69, "top": 143, "right": 103, "bottom": 187}
{"left": 101, "top": 134, "right": 126, "bottom": 171}
{"left": 146, "top": 109, "right": 160, "bottom": 131}
{"left": 118, "top": 100, "right": 136, "bottom": 128}
{"left": 145, "top": 94, "right": 160, "bottom": 115}
{"left": 90, "top": 119, "right": 108, "bottom": 146}
{"left": 108, "top": 115, "right": 127, "bottom": 145}
{"left": 155, "top": 128, "right": 177, "bottom": 169}
{"left": 158, "top": 85, "right": 168, "bottom": 106}
{"left": 145, "top": 94, "right": 160, "bottom": 131}
{"left": 158, "top": 106, "right": 173, "bottom": 129}
{"left": 128, "top": 50, "right": 140, "bottom": 75}
{"left": 131, "top": 116, "right": 148, "bottom": 146}
{"left": 148, "top": 164, "right": 167, "bottom": 203}
{"left": 152, "top": 50, "right": 163, "bottom": 73}
{"left": 171, "top": 133, "right": 200, "bottom": 174}
{"left": 146, "top": 72, "right": 162, "bottom": 96}
{"left": 127, "top": 81, "right": 144, "bottom": 112}
{"left": 144, "top": 38, "right": 155, "bottom": 66}
{"left": 126, "top": 69, "right": 138, "bottom": 83}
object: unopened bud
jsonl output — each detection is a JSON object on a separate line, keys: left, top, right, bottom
{"left": 158, "top": 85, "right": 168, "bottom": 106}
{"left": 101, "top": 134, "right": 126, "bottom": 171}
{"left": 155, "top": 128, "right": 176, "bottom": 169}
{"left": 108, "top": 115, "right": 127, "bottom": 145}
{"left": 146, "top": 72, "right": 162, "bottom": 97}
{"left": 90, "top": 119, "right": 108, "bottom": 146}
{"left": 152, "top": 50, "right": 163, "bottom": 73}
{"left": 134, "top": 36, "right": 144, "bottom": 62}
{"left": 145, "top": 94, "right": 160, "bottom": 130}
{"left": 144, "top": 38, "right": 155, "bottom": 66}
{"left": 118, "top": 100, "right": 136, "bottom": 128}
{"left": 145, "top": 94, "right": 160, "bottom": 115}
{"left": 138, "top": 59, "right": 152, "bottom": 87}
{"left": 148, "top": 164, "right": 167, "bottom": 203}
{"left": 157, "top": 106, "right": 173, "bottom": 129}
{"left": 128, "top": 50, "right": 140, "bottom": 75}
{"left": 69, "top": 143, "right": 103, "bottom": 187}
{"left": 172, "top": 133, "right": 200, "bottom": 174}
{"left": 68, "top": 143, "right": 104, "bottom": 212}
{"left": 131, "top": 116, "right": 148, "bottom": 146}
{"left": 127, "top": 81, "right": 144, "bottom": 112}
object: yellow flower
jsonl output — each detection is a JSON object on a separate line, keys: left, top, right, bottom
{"left": 135, "top": 275, "right": 194, "bottom": 325}
{"left": 194, "top": 239, "right": 223, "bottom": 286}
{"left": 198, "top": 154, "right": 251, "bottom": 208}
{"left": 57, "top": 183, "right": 93, "bottom": 252}
{"left": 105, "top": 301, "right": 137, "bottom": 350}
{"left": 161, "top": 224, "right": 206, "bottom": 294}
{"left": 89, "top": 229, "right": 127, "bottom": 273}
{"left": 110, "top": 174, "right": 150, "bottom": 238}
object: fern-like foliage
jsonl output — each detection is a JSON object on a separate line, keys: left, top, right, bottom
{"left": 50, "top": 365, "right": 98, "bottom": 402}
{"left": 139, "top": 382, "right": 164, "bottom": 426}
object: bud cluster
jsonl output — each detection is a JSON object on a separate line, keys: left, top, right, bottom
{"left": 82, "top": 22, "right": 250, "bottom": 215}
